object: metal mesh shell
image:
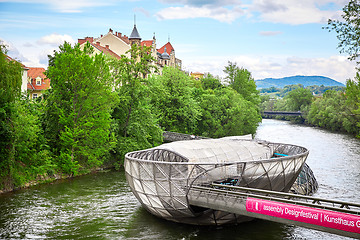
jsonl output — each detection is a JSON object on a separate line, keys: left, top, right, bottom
{"left": 125, "top": 139, "right": 309, "bottom": 225}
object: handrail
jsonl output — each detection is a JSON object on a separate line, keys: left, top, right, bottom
{"left": 190, "top": 184, "right": 360, "bottom": 215}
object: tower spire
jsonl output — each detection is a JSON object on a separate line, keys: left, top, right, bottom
{"left": 129, "top": 15, "right": 141, "bottom": 45}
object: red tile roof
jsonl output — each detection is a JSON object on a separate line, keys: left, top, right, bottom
{"left": 157, "top": 42, "right": 174, "bottom": 55}
{"left": 113, "top": 31, "right": 130, "bottom": 44}
{"left": 27, "top": 67, "right": 50, "bottom": 91}
{"left": 141, "top": 40, "right": 153, "bottom": 47}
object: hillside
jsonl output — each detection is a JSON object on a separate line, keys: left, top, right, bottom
{"left": 255, "top": 75, "right": 345, "bottom": 89}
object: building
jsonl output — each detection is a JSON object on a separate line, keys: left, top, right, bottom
{"left": 77, "top": 24, "right": 182, "bottom": 74}
{"left": 5, "top": 54, "right": 28, "bottom": 93}
{"left": 27, "top": 67, "right": 51, "bottom": 99}
{"left": 190, "top": 72, "right": 204, "bottom": 80}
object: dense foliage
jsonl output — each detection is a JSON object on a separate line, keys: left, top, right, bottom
{"left": 0, "top": 43, "right": 261, "bottom": 191}
{"left": 109, "top": 44, "right": 163, "bottom": 165}
{"left": 261, "top": 84, "right": 360, "bottom": 136}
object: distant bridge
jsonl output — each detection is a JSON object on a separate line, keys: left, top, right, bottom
{"left": 262, "top": 111, "right": 303, "bottom": 116}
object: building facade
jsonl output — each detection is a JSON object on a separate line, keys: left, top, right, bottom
{"left": 27, "top": 67, "right": 51, "bottom": 99}
{"left": 78, "top": 24, "right": 182, "bottom": 74}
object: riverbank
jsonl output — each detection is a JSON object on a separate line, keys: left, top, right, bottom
{"left": 262, "top": 115, "right": 360, "bottom": 139}
{"left": 0, "top": 167, "right": 113, "bottom": 195}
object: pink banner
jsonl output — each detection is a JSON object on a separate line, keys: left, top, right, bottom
{"left": 246, "top": 197, "right": 360, "bottom": 234}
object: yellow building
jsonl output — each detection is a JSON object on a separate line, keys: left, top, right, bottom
{"left": 190, "top": 72, "right": 204, "bottom": 80}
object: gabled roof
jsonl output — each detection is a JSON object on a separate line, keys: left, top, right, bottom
{"left": 129, "top": 24, "right": 141, "bottom": 40}
{"left": 28, "top": 67, "right": 46, "bottom": 79}
{"left": 27, "top": 67, "right": 50, "bottom": 91}
{"left": 90, "top": 42, "right": 122, "bottom": 59}
{"left": 158, "top": 42, "right": 174, "bottom": 55}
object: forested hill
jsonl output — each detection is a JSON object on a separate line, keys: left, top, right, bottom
{"left": 255, "top": 76, "right": 345, "bottom": 89}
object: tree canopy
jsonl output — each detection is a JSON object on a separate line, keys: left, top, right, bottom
{"left": 45, "top": 42, "right": 116, "bottom": 175}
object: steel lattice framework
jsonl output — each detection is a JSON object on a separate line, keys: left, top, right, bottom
{"left": 125, "top": 138, "right": 310, "bottom": 225}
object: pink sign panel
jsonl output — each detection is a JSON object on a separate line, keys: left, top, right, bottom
{"left": 246, "top": 197, "right": 360, "bottom": 234}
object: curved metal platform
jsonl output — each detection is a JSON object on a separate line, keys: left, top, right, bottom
{"left": 125, "top": 138, "right": 310, "bottom": 225}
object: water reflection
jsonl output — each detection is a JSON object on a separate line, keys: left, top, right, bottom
{"left": 0, "top": 119, "right": 359, "bottom": 239}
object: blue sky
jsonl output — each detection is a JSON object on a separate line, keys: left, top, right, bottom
{"left": 0, "top": 0, "right": 356, "bottom": 83}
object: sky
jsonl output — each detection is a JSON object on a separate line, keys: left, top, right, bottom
{"left": 0, "top": 0, "right": 357, "bottom": 83}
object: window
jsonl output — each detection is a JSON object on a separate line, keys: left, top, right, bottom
{"left": 36, "top": 77, "right": 41, "bottom": 85}
{"left": 33, "top": 93, "right": 38, "bottom": 99}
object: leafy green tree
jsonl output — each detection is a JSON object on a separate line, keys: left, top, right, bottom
{"left": 195, "top": 88, "right": 261, "bottom": 138}
{"left": 326, "top": 0, "right": 360, "bottom": 62}
{"left": 45, "top": 42, "right": 115, "bottom": 175}
{"left": 0, "top": 43, "right": 22, "bottom": 189}
{"left": 285, "top": 87, "right": 313, "bottom": 111}
{"left": 149, "top": 66, "right": 201, "bottom": 134}
{"left": 201, "top": 73, "right": 223, "bottom": 90}
{"left": 326, "top": 0, "right": 360, "bottom": 137}
{"left": 223, "top": 61, "right": 260, "bottom": 105}
{"left": 110, "top": 44, "right": 162, "bottom": 164}
{"left": 307, "top": 90, "right": 347, "bottom": 131}
{"left": 344, "top": 75, "right": 360, "bottom": 137}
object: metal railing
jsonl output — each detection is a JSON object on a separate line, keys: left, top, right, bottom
{"left": 188, "top": 183, "right": 360, "bottom": 239}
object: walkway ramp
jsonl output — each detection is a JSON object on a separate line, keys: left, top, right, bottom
{"left": 187, "top": 184, "right": 360, "bottom": 239}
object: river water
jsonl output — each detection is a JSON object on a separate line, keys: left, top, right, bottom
{"left": 0, "top": 119, "right": 359, "bottom": 239}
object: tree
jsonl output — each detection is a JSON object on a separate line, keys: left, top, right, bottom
{"left": 195, "top": 88, "right": 261, "bottom": 138}
{"left": 149, "top": 67, "right": 201, "bottom": 134}
{"left": 45, "top": 42, "right": 115, "bottom": 175}
{"left": 201, "top": 73, "right": 223, "bottom": 90}
{"left": 326, "top": 0, "right": 360, "bottom": 62}
{"left": 326, "top": 0, "right": 360, "bottom": 137}
{"left": 285, "top": 87, "right": 313, "bottom": 111}
{"left": 223, "top": 61, "right": 260, "bottom": 105}
{"left": 110, "top": 44, "right": 162, "bottom": 163}
{"left": 0, "top": 43, "right": 22, "bottom": 188}
{"left": 344, "top": 75, "right": 360, "bottom": 137}
{"left": 307, "top": 90, "right": 347, "bottom": 131}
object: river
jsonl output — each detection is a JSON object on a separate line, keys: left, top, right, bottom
{"left": 0, "top": 119, "right": 359, "bottom": 239}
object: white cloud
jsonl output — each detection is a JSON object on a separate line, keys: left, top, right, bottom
{"left": 37, "top": 33, "right": 75, "bottom": 47}
{"left": 250, "top": 0, "right": 344, "bottom": 25}
{"left": 158, "top": 0, "right": 240, "bottom": 7}
{"left": 134, "top": 7, "right": 151, "bottom": 18}
{"left": 182, "top": 54, "right": 356, "bottom": 83}
{"left": 155, "top": 5, "right": 244, "bottom": 23}
{"left": 0, "top": 38, "right": 30, "bottom": 63}
{"left": 2, "top": 0, "right": 116, "bottom": 13}
{"left": 156, "top": 0, "right": 346, "bottom": 24}
{"left": 259, "top": 31, "right": 282, "bottom": 36}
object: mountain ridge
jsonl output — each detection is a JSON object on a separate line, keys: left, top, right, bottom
{"left": 255, "top": 75, "right": 345, "bottom": 89}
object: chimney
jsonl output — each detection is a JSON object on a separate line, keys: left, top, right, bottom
{"left": 101, "top": 34, "right": 103, "bottom": 37}
{"left": 85, "top": 37, "right": 93, "bottom": 43}
{"left": 96, "top": 42, "right": 100, "bottom": 46}
{"left": 78, "top": 39, "right": 85, "bottom": 44}
{"left": 105, "top": 45, "right": 109, "bottom": 49}
{"left": 109, "top": 28, "right": 113, "bottom": 33}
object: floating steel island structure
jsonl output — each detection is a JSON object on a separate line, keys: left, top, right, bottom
{"left": 125, "top": 137, "right": 315, "bottom": 225}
